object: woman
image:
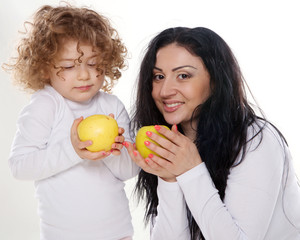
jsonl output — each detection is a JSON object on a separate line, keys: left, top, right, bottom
{"left": 125, "top": 27, "right": 300, "bottom": 239}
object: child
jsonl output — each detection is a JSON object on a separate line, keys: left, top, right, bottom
{"left": 5, "top": 4, "right": 139, "bottom": 240}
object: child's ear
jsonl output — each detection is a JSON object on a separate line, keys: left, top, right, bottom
{"left": 41, "top": 68, "right": 50, "bottom": 80}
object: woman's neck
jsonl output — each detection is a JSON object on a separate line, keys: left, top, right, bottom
{"left": 181, "top": 121, "right": 197, "bottom": 141}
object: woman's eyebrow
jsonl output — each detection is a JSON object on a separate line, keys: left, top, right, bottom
{"left": 153, "top": 65, "right": 197, "bottom": 71}
{"left": 172, "top": 65, "right": 197, "bottom": 71}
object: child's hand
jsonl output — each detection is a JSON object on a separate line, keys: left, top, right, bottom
{"left": 70, "top": 117, "right": 111, "bottom": 161}
{"left": 108, "top": 113, "right": 125, "bottom": 156}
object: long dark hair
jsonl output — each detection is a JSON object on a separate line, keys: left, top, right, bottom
{"left": 131, "top": 27, "right": 267, "bottom": 239}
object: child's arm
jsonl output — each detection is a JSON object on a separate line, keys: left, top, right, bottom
{"left": 102, "top": 103, "right": 140, "bottom": 181}
{"left": 9, "top": 91, "right": 83, "bottom": 181}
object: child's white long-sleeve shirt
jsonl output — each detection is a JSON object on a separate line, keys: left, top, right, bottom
{"left": 9, "top": 85, "right": 139, "bottom": 240}
{"left": 152, "top": 123, "right": 300, "bottom": 240}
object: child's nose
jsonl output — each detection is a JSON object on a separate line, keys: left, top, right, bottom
{"left": 78, "top": 66, "right": 90, "bottom": 80}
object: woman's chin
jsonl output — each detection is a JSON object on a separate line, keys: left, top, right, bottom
{"left": 165, "top": 118, "right": 181, "bottom": 126}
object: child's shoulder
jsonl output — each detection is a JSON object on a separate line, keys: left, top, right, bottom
{"left": 95, "top": 90, "right": 123, "bottom": 105}
{"left": 27, "top": 85, "right": 64, "bottom": 113}
{"left": 18, "top": 86, "right": 61, "bottom": 126}
{"left": 31, "top": 85, "right": 67, "bottom": 106}
{"left": 32, "top": 85, "right": 62, "bottom": 100}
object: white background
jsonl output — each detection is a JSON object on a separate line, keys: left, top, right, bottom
{"left": 0, "top": 0, "right": 299, "bottom": 239}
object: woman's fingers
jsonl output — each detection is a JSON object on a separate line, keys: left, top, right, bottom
{"left": 147, "top": 153, "right": 173, "bottom": 169}
{"left": 155, "top": 124, "right": 182, "bottom": 146}
{"left": 145, "top": 139, "right": 175, "bottom": 161}
{"left": 145, "top": 127, "right": 181, "bottom": 160}
{"left": 145, "top": 124, "right": 185, "bottom": 158}
{"left": 143, "top": 125, "right": 203, "bottom": 176}
{"left": 124, "top": 141, "right": 175, "bottom": 179}
{"left": 125, "top": 142, "right": 150, "bottom": 169}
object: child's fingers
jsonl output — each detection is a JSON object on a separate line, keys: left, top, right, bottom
{"left": 112, "top": 142, "right": 123, "bottom": 151}
{"left": 78, "top": 140, "right": 93, "bottom": 150}
{"left": 108, "top": 113, "right": 115, "bottom": 119}
{"left": 71, "top": 116, "right": 83, "bottom": 137}
{"left": 115, "top": 135, "right": 124, "bottom": 143}
{"left": 110, "top": 149, "right": 121, "bottom": 156}
{"left": 85, "top": 151, "right": 111, "bottom": 161}
{"left": 118, "top": 127, "right": 125, "bottom": 135}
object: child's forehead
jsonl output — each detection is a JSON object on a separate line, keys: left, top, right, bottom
{"left": 55, "top": 38, "right": 99, "bottom": 60}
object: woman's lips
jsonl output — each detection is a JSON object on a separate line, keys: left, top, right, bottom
{"left": 163, "top": 102, "right": 183, "bottom": 112}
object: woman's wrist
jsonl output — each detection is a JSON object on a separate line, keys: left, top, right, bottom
{"left": 160, "top": 176, "right": 177, "bottom": 182}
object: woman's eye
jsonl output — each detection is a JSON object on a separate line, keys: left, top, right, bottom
{"left": 178, "top": 73, "right": 190, "bottom": 80}
{"left": 153, "top": 74, "right": 164, "bottom": 81}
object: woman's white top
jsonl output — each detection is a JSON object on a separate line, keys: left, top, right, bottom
{"left": 152, "top": 122, "right": 300, "bottom": 239}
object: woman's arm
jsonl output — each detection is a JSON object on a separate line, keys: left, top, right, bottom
{"left": 176, "top": 126, "right": 285, "bottom": 239}
{"left": 150, "top": 177, "right": 191, "bottom": 240}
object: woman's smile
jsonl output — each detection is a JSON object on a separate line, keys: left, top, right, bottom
{"left": 163, "top": 101, "right": 184, "bottom": 112}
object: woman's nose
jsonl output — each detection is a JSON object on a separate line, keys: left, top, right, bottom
{"left": 159, "top": 77, "right": 176, "bottom": 97}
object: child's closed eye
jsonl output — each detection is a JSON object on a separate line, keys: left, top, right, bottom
{"left": 61, "top": 65, "right": 75, "bottom": 70}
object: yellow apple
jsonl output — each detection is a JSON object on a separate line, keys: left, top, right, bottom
{"left": 135, "top": 125, "right": 170, "bottom": 159}
{"left": 77, "top": 114, "right": 118, "bottom": 152}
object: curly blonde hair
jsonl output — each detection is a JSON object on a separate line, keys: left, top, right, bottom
{"left": 5, "top": 4, "right": 127, "bottom": 93}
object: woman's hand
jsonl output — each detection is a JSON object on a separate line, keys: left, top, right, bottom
{"left": 142, "top": 125, "right": 203, "bottom": 177}
{"left": 124, "top": 141, "right": 177, "bottom": 182}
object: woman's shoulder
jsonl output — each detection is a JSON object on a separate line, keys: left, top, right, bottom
{"left": 243, "top": 119, "right": 288, "bottom": 166}
{"left": 231, "top": 119, "right": 289, "bottom": 181}
{"left": 248, "top": 119, "right": 286, "bottom": 149}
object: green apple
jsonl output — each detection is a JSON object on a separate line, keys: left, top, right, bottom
{"left": 77, "top": 114, "right": 118, "bottom": 152}
{"left": 135, "top": 125, "right": 170, "bottom": 159}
